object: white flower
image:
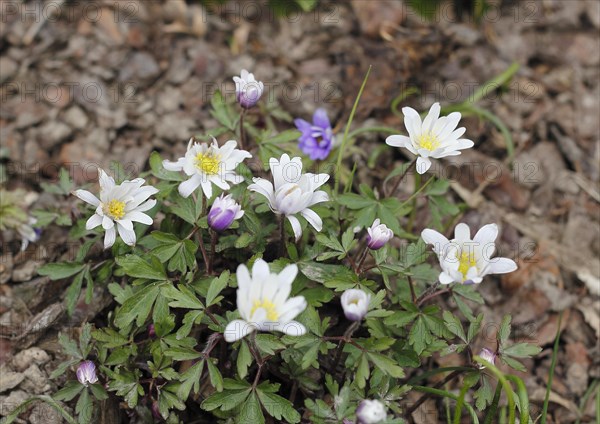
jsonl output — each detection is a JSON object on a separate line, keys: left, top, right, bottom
{"left": 17, "top": 217, "right": 40, "bottom": 251}
{"left": 341, "top": 289, "right": 371, "bottom": 321}
{"left": 248, "top": 154, "right": 329, "bottom": 241}
{"left": 421, "top": 223, "right": 518, "bottom": 285}
{"left": 366, "top": 219, "right": 393, "bottom": 250}
{"left": 163, "top": 137, "right": 251, "bottom": 199}
{"left": 356, "top": 399, "right": 387, "bottom": 424}
{"left": 386, "top": 102, "right": 474, "bottom": 174}
{"left": 224, "top": 259, "right": 307, "bottom": 342}
{"left": 73, "top": 169, "right": 158, "bottom": 249}
{"left": 233, "top": 69, "right": 264, "bottom": 109}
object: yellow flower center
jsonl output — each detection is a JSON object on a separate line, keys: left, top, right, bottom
{"left": 417, "top": 131, "right": 441, "bottom": 151}
{"left": 195, "top": 152, "right": 221, "bottom": 175}
{"left": 458, "top": 250, "right": 477, "bottom": 279}
{"left": 104, "top": 199, "right": 126, "bottom": 220}
{"left": 250, "top": 299, "right": 279, "bottom": 321}
{"left": 348, "top": 297, "right": 360, "bottom": 305}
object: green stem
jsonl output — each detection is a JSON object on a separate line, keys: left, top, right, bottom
{"left": 407, "top": 171, "right": 421, "bottom": 232}
{"left": 334, "top": 65, "right": 372, "bottom": 195}
{"left": 483, "top": 383, "right": 503, "bottom": 424}
{"left": 411, "top": 386, "right": 479, "bottom": 424}
{"left": 474, "top": 356, "right": 516, "bottom": 424}
{"left": 347, "top": 125, "right": 398, "bottom": 139}
{"left": 541, "top": 311, "right": 563, "bottom": 424}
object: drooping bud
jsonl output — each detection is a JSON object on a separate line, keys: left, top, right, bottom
{"left": 366, "top": 219, "right": 393, "bottom": 250}
{"left": 340, "top": 289, "right": 371, "bottom": 322}
{"left": 76, "top": 360, "right": 98, "bottom": 386}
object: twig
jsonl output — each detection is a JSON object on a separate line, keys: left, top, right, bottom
{"left": 387, "top": 159, "right": 417, "bottom": 197}
{"left": 417, "top": 286, "right": 453, "bottom": 307}
{"left": 208, "top": 230, "right": 217, "bottom": 275}
{"left": 407, "top": 275, "right": 417, "bottom": 303}
{"left": 239, "top": 108, "right": 247, "bottom": 151}
{"left": 329, "top": 321, "right": 360, "bottom": 378}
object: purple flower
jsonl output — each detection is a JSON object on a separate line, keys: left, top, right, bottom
{"left": 294, "top": 108, "right": 336, "bottom": 160}
{"left": 148, "top": 324, "right": 156, "bottom": 338}
{"left": 233, "top": 69, "right": 264, "bottom": 109}
{"left": 478, "top": 348, "right": 497, "bottom": 368}
{"left": 76, "top": 360, "right": 98, "bottom": 386}
{"left": 366, "top": 219, "right": 393, "bottom": 250}
{"left": 208, "top": 194, "right": 244, "bottom": 232}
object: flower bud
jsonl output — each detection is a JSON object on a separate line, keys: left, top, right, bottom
{"left": 341, "top": 289, "right": 370, "bottom": 322}
{"left": 76, "top": 360, "right": 98, "bottom": 386}
{"left": 356, "top": 399, "right": 387, "bottom": 424}
{"left": 208, "top": 194, "right": 244, "bottom": 232}
{"left": 366, "top": 219, "right": 393, "bottom": 250}
{"left": 148, "top": 324, "right": 156, "bottom": 338}
{"left": 478, "top": 347, "right": 497, "bottom": 368}
{"left": 233, "top": 69, "right": 264, "bottom": 109}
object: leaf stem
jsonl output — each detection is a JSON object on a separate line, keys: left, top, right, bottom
{"left": 334, "top": 65, "right": 372, "bottom": 195}
{"left": 239, "top": 108, "right": 247, "bottom": 151}
{"left": 387, "top": 159, "right": 416, "bottom": 197}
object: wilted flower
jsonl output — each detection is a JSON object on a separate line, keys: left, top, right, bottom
{"left": 341, "top": 289, "right": 371, "bottom": 321}
{"left": 233, "top": 69, "right": 264, "bottom": 109}
{"left": 478, "top": 347, "right": 497, "bottom": 368}
{"left": 366, "top": 219, "right": 393, "bottom": 250}
{"left": 76, "top": 360, "right": 98, "bottom": 386}
{"left": 224, "top": 259, "right": 307, "bottom": 342}
{"left": 73, "top": 169, "right": 158, "bottom": 249}
{"left": 248, "top": 154, "right": 329, "bottom": 241}
{"left": 208, "top": 194, "right": 244, "bottom": 232}
{"left": 17, "top": 218, "right": 41, "bottom": 251}
{"left": 356, "top": 399, "right": 387, "bottom": 424}
{"left": 421, "top": 223, "right": 518, "bottom": 285}
{"left": 163, "top": 137, "right": 251, "bottom": 199}
{"left": 386, "top": 102, "right": 474, "bottom": 174}
{"left": 294, "top": 108, "right": 336, "bottom": 160}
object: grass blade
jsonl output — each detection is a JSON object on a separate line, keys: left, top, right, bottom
{"left": 541, "top": 311, "right": 563, "bottom": 424}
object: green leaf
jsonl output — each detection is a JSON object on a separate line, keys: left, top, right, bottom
{"left": 76, "top": 388, "right": 93, "bottom": 424}
{"left": 177, "top": 361, "right": 205, "bottom": 399}
{"left": 149, "top": 151, "right": 184, "bottom": 181}
{"left": 114, "top": 283, "right": 161, "bottom": 328}
{"left": 206, "top": 360, "right": 224, "bottom": 392}
{"left": 385, "top": 310, "right": 419, "bottom": 327}
{"left": 162, "top": 284, "right": 204, "bottom": 310}
{"left": 367, "top": 352, "right": 405, "bottom": 378}
{"left": 239, "top": 392, "right": 264, "bottom": 424}
{"left": 116, "top": 255, "right": 166, "bottom": 280}
{"left": 443, "top": 311, "right": 467, "bottom": 342}
{"left": 65, "top": 269, "right": 86, "bottom": 316}
{"left": 38, "top": 262, "right": 85, "bottom": 280}
{"left": 163, "top": 347, "right": 202, "bottom": 361}
{"left": 498, "top": 315, "right": 512, "bottom": 344}
{"left": 237, "top": 340, "right": 253, "bottom": 379}
{"left": 89, "top": 383, "right": 108, "bottom": 401}
{"left": 53, "top": 381, "right": 84, "bottom": 402}
{"left": 255, "top": 334, "right": 286, "bottom": 355}
{"left": 202, "top": 386, "right": 251, "bottom": 412}
{"left": 502, "top": 342, "right": 542, "bottom": 358}
{"left": 355, "top": 353, "right": 370, "bottom": 389}
{"left": 206, "top": 271, "right": 229, "bottom": 306}
{"left": 257, "top": 385, "right": 301, "bottom": 423}
{"left": 409, "top": 316, "right": 432, "bottom": 355}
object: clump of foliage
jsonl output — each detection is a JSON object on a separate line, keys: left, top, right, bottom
{"left": 2, "top": 68, "right": 540, "bottom": 424}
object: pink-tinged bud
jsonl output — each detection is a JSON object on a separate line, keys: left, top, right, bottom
{"left": 356, "top": 399, "right": 387, "bottom": 424}
{"left": 76, "top": 360, "right": 98, "bottom": 386}
{"left": 366, "top": 219, "right": 393, "bottom": 250}
{"left": 151, "top": 400, "right": 162, "bottom": 420}
{"left": 478, "top": 348, "right": 497, "bottom": 368}
{"left": 341, "top": 289, "right": 371, "bottom": 322}
{"left": 208, "top": 194, "right": 244, "bottom": 232}
{"left": 148, "top": 324, "right": 156, "bottom": 338}
{"left": 233, "top": 69, "right": 264, "bottom": 109}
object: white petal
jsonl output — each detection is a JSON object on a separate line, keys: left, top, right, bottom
{"left": 287, "top": 215, "right": 302, "bottom": 241}
{"left": 385, "top": 134, "right": 411, "bottom": 148}
{"left": 125, "top": 211, "right": 153, "bottom": 225}
{"left": 300, "top": 208, "right": 323, "bottom": 232}
{"left": 162, "top": 158, "right": 185, "bottom": 172}
{"left": 252, "top": 259, "right": 270, "bottom": 283}
{"left": 308, "top": 190, "right": 329, "bottom": 207}
{"left": 224, "top": 319, "right": 255, "bottom": 342}
{"left": 85, "top": 214, "right": 103, "bottom": 230}
{"left": 117, "top": 219, "right": 133, "bottom": 231}
{"left": 454, "top": 139, "right": 474, "bottom": 150}
{"left": 248, "top": 178, "right": 274, "bottom": 203}
{"left": 136, "top": 199, "right": 156, "bottom": 212}
{"left": 236, "top": 264, "right": 252, "bottom": 292}
{"left": 416, "top": 156, "right": 431, "bottom": 174}
{"left": 98, "top": 169, "right": 115, "bottom": 190}
{"left": 487, "top": 258, "right": 518, "bottom": 274}
{"left": 402, "top": 107, "right": 422, "bottom": 139}
{"left": 102, "top": 215, "right": 114, "bottom": 230}
{"left": 454, "top": 223, "right": 471, "bottom": 242}
{"left": 103, "top": 226, "right": 116, "bottom": 249}
{"left": 422, "top": 102, "right": 441, "bottom": 133}
{"left": 279, "top": 296, "right": 307, "bottom": 323}
{"left": 473, "top": 224, "right": 498, "bottom": 245}
{"left": 74, "top": 190, "right": 100, "bottom": 207}
{"left": 278, "top": 264, "right": 298, "bottom": 286}
{"left": 275, "top": 321, "right": 306, "bottom": 337}
{"left": 178, "top": 174, "right": 202, "bottom": 198}
{"left": 421, "top": 228, "right": 449, "bottom": 255}
{"left": 117, "top": 223, "right": 136, "bottom": 246}
{"left": 439, "top": 272, "right": 455, "bottom": 285}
